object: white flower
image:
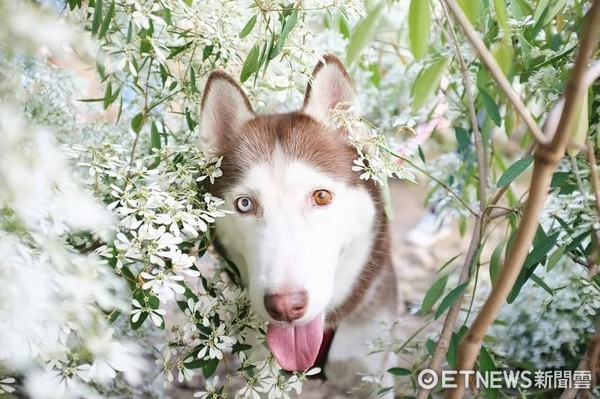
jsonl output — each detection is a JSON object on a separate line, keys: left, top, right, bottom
{"left": 130, "top": 298, "right": 167, "bottom": 327}
{"left": 0, "top": 377, "right": 16, "bottom": 393}
{"left": 194, "top": 375, "right": 220, "bottom": 398}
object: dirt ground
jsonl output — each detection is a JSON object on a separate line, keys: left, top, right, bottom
{"left": 170, "top": 179, "right": 474, "bottom": 398}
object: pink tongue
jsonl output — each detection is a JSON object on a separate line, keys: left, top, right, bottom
{"left": 266, "top": 315, "right": 323, "bottom": 371}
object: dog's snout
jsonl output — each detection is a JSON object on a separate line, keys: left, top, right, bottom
{"left": 264, "top": 290, "right": 308, "bottom": 322}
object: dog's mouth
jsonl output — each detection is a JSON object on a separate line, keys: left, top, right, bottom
{"left": 266, "top": 313, "right": 323, "bottom": 371}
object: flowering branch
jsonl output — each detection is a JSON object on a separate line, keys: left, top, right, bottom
{"left": 449, "top": 0, "right": 600, "bottom": 397}
{"left": 442, "top": 0, "right": 548, "bottom": 145}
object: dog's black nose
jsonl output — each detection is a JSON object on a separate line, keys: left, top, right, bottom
{"left": 264, "top": 290, "right": 308, "bottom": 322}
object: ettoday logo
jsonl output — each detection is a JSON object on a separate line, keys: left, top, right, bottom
{"left": 416, "top": 368, "right": 592, "bottom": 390}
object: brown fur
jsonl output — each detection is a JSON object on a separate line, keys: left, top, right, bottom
{"left": 202, "top": 56, "right": 397, "bottom": 329}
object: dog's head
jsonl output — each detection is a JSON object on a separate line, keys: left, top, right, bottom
{"left": 200, "top": 56, "right": 379, "bottom": 371}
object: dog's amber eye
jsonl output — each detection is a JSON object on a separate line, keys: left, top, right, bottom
{"left": 235, "top": 197, "right": 254, "bottom": 213}
{"left": 313, "top": 189, "right": 332, "bottom": 206}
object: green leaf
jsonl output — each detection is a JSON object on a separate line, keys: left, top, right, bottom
{"left": 479, "top": 87, "right": 501, "bottom": 127}
{"left": 347, "top": 3, "right": 383, "bottom": 64}
{"left": 530, "top": 274, "right": 554, "bottom": 296}
{"left": 189, "top": 65, "right": 197, "bottom": 93}
{"left": 91, "top": 0, "right": 103, "bottom": 36}
{"left": 457, "top": 0, "right": 483, "bottom": 26}
{"left": 435, "top": 282, "right": 468, "bottom": 319}
{"left": 496, "top": 155, "right": 533, "bottom": 188}
{"left": 419, "top": 274, "right": 448, "bottom": 315}
{"left": 151, "top": 121, "right": 161, "bottom": 157}
{"left": 408, "top": 0, "right": 430, "bottom": 59}
{"left": 131, "top": 112, "right": 144, "bottom": 133}
{"left": 239, "top": 14, "right": 257, "bottom": 38}
{"left": 368, "top": 63, "right": 380, "bottom": 88}
{"left": 489, "top": 242, "right": 503, "bottom": 287}
{"left": 412, "top": 58, "right": 448, "bottom": 110}
{"left": 446, "top": 332, "right": 459, "bottom": 368}
{"left": 547, "top": 245, "right": 566, "bottom": 272}
{"left": 281, "top": 11, "right": 298, "bottom": 39}
{"left": 524, "top": 231, "right": 559, "bottom": 269}
{"left": 98, "top": 0, "right": 114, "bottom": 39}
{"left": 493, "top": 0, "right": 509, "bottom": 36}
{"left": 491, "top": 41, "right": 513, "bottom": 76}
{"left": 240, "top": 42, "right": 261, "bottom": 83}
{"left": 479, "top": 346, "right": 496, "bottom": 372}
{"left": 455, "top": 126, "right": 470, "bottom": 153}
{"left": 338, "top": 15, "right": 350, "bottom": 39}
{"left": 387, "top": 367, "right": 412, "bottom": 376}
{"left": 202, "top": 358, "right": 219, "bottom": 378}
{"left": 480, "top": 346, "right": 498, "bottom": 399}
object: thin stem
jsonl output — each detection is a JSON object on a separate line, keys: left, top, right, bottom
{"left": 392, "top": 152, "right": 477, "bottom": 217}
{"left": 559, "top": 326, "right": 600, "bottom": 399}
{"left": 586, "top": 138, "right": 600, "bottom": 276}
{"left": 440, "top": 0, "right": 488, "bottom": 209}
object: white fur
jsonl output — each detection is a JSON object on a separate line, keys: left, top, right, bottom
{"left": 215, "top": 145, "right": 376, "bottom": 323}
{"left": 303, "top": 60, "right": 360, "bottom": 128}
{"left": 200, "top": 77, "right": 253, "bottom": 150}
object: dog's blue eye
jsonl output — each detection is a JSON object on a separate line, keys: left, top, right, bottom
{"left": 235, "top": 197, "right": 254, "bottom": 213}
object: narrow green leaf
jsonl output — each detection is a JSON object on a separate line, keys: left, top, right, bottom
{"left": 202, "top": 358, "right": 219, "bottom": 378}
{"left": 537, "top": 0, "right": 568, "bottom": 27}
{"left": 479, "top": 87, "right": 501, "bottom": 127}
{"left": 493, "top": 0, "right": 509, "bottom": 37}
{"left": 446, "top": 333, "right": 459, "bottom": 368}
{"left": 480, "top": 346, "right": 498, "bottom": 399}
{"left": 346, "top": 3, "right": 383, "bottom": 64}
{"left": 103, "top": 81, "right": 112, "bottom": 110}
{"left": 547, "top": 245, "right": 566, "bottom": 272}
{"left": 455, "top": 126, "right": 470, "bottom": 153}
{"left": 408, "top": 0, "right": 430, "bottom": 59}
{"left": 523, "top": 231, "right": 559, "bottom": 269}
{"left": 479, "top": 346, "right": 496, "bottom": 372}
{"left": 419, "top": 274, "right": 448, "bottom": 315}
{"left": 368, "top": 63, "right": 380, "bottom": 88}
{"left": 412, "top": 58, "right": 448, "bottom": 110}
{"left": 387, "top": 367, "right": 412, "bottom": 376}
{"left": 189, "top": 65, "right": 197, "bottom": 93}
{"left": 338, "top": 15, "right": 350, "bottom": 39}
{"left": 91, "top": 0, "right": 103, "bottom": 36}
{"left": 240, "top": 42, "right": 261, "bottom": 83}
{"left": 530, "top": 274, "right": 554, "bottom": 296}
{"left": 496, "top": 155, "right": 533, "bottom": 188}
{"left": 131, "top": 112, "right": 144, "bottom": 133}
{"left": 239, "top": 14, "right": 257, "bottom": 38}
{"left": 533, "top": 0, "right": 551, "bottom": 21}
{"left": 435, "top": 282, "right": 468, "bottom": 320}
{"left": 457, "top": 0, "right": 483, "bottom": 26}
{"left": 281, "top": 11, "right": 298, "bottom": 39}
{"left": 98, "top": 0, "right": 114, "bottom": 39}
{"left": 489, "top": 242, "right": 503, "bottom": 287}
{"left": 491, "top": 41, "right": 513, "bottom": 76}
{"left": 151, "top": 121, "right": 161, "bottom": 154}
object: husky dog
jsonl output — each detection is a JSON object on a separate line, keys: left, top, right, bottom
{"left": 200, "top": 55, "right": 398, "bottom": 397}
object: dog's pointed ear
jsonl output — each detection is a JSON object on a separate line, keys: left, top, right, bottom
{"left": 200, "top": 71, "right": 254, "bottom": 150}
{"left": 302, "top": 55, "right": 359, "bottom": 126}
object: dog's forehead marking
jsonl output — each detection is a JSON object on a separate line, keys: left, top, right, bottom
{"left": 210, "top": 112, "right": 359, "bottom": 197}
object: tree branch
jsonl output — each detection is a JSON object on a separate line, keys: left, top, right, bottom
{"left": 414, "top": 2, "right": 490, "bottom": 397}
{"left": 559, "top": 326, "right": 600, "bottom": 399}
{"left": 443, "top": 0, "right": 548, "bottom": 145}
{"left": 449, "top": 1, "right": 600, "bottom": 397}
